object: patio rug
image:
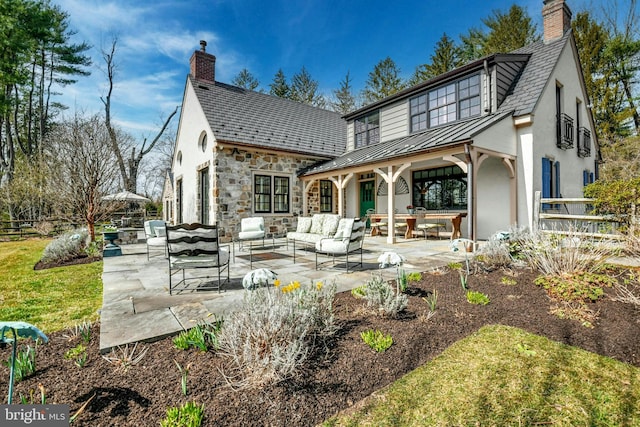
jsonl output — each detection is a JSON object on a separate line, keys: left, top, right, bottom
{"left": 235, "top": 252, "right": 292, "bottom": 262}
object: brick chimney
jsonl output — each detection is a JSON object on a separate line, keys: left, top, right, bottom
{"left": 189, "top": 40, "right": 216, "bottom": 82}
{"left": 542, "top": 0, "right": 572, "bottom": 43}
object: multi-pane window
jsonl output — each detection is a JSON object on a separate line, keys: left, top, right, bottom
{"left": 354, "top": 111, "right": 380, "bottom": 148}
{"left": 429, "top": 83, "right": 457, "bottom": 127}
{"left": 410, "top": 93, "right": 427, "bottom": 132}
{"left": 254, "top": 174, "right": 290, "bottom": 214}
{"left": 320, "top": 180, "right": 333, "bottom": 212}
{"left": 412, "top": 166, "right": 467, "bottom": 210}
{"left": 458, "top": 74, "right": 481, "bottom": 119}
{"left": 410, "top": 74, "right": 481, "bottom": 131}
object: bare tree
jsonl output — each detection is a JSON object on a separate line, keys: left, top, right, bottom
{"left": 47, "top": 113, "right": 117, "bottom": 241}
{"left": 101, "top": 38, "right": 178, "bottom": 194}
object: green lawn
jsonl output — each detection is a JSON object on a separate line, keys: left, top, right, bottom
{"left": 0, "top": 239, "right": 102, "bottom": 333}
{"left": 325, "top": 324, "right": 640, "bottom": 426}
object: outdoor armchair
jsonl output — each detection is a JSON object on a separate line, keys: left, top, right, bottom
{"left": 166, "top": 223, "right": 229, "bottom": 295}
{"left": 315, "top": 218, "right": 366, "bottom": 272}
{"left": 144, "top": 220, "right": 167, "bottom": 260}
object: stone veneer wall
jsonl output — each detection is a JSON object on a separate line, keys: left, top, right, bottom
{"left": 213, "top": 146, "right": 328, "bottom": 242}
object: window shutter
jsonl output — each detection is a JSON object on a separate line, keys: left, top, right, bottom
{"left": 542, "top": 158, "right": 551, "bottom": 210}
{"left": 589, "top": 172, "right": 594, "bottom": 183}
{"left": 583, "top": 170, "right": 589, "bottom": 187}
{"left": 554, "top": 161, "right": 561, "bottom": 198}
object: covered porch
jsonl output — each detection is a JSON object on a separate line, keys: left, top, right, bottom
{"left": 300, "top": 113, "right": 518, "bottom": 243}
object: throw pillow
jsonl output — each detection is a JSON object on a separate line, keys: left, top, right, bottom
{"left": 296, "top": 217, "right": 313, "bottom": 233}
{"left": 309, "top": 214, "right": 325, "bottom": 234}
{"left": 322, "top": 214, "right": 341, "bottom": 236}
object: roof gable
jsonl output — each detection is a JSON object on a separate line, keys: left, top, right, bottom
{"left": 190, "top": 77, "right": 346, "bottom": 157}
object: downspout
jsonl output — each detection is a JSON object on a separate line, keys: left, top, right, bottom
{"left": 483, "top": 59, "right": 491, "bottom": 114}
{"left": 464, "top": 144, "right": 474, "bottom": 245}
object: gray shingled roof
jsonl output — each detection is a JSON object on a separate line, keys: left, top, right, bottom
{"left": 190, "top": 76, "right": 346, "bottom": 158}
{"left": 498, "top": 31, "right": 570, "bottom": 116}
{"left": 302, "top": 112, "right": 513, "bottom": 176}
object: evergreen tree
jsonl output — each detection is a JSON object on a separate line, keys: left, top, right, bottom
{"left": 269, "top": 69, "right": 290, "bottom": 98}
{"left": 362, "top": 57, "right": 405, "bottom": 104}
{"left": 232, "top": 68, "right": 260, "bottom": 91}
{"left": 482, "top": 4, "right": 540, "bottom": 54}
{"left": 410, "top": 33, "right": 461, "bottom": 86}
{"left": 330, "top": 71, "right": 358, "bottom": 114}
{"left": 290, "top": 66, "right": 326, "bottom": 108}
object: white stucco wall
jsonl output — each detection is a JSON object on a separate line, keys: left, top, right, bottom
{"left": 172, "top": 79, "right": 214, "bottom": 224}
{"left": 476, "top": 156, "right": 512, "bottom": 239}
{"left": 518, "top": 39, "right": 598, "bottom": 229}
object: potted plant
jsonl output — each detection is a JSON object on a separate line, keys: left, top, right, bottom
{"left": 406, "top": 205, "right": 415, "bottom": 214}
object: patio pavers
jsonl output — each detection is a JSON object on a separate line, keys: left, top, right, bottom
{"left": 98, "top": 236, "right": 464, "bottom": 352}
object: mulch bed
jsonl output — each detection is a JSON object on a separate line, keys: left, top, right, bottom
{"left": 1, "top": 266, "right": 639, "bottom": 426}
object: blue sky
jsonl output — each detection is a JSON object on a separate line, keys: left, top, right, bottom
{"left": 52, "top": 0, "right": 598, "bottom": 140}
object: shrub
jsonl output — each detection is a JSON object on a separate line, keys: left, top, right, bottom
{"left": 518, "top": 228, "right": 612, "bottom": 276}
{"left": 361, "top": 274, "right": 408, "bottom": 318}
{"left": 466, "top": 291, "right": 490, "bottom": 305}
{"left": 534, "top": 272, "right": 615, "bottom": 303}
{"left": 40, "top": 228, "right": 90, "bottom": 264}
{"left": 160, "top": 401, "right": 204, "bottom": 427}
{"left": 361, "top": 329, "right": 393, "bottom": 352}
{"left": 584, "top": 178, "right": 640, "bottom": 229}
{"left": 174, "top": 318, "right": 223, "bottom": 352}
{"left": 216, "top": 280, "right": 337, "bottom": 389}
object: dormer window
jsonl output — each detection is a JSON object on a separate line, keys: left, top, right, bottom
{"left": 410, "top": 73, "right": 481, "bottom": 132}
{"left": 354, "top": 111, "right": 380, "bottom": 148}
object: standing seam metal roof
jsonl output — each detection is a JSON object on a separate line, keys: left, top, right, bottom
{"left": 302, "top": 112, "right": 513, "bottom": 176}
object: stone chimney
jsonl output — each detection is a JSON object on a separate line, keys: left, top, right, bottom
{"left": 542, "top": 0, "right": 572, "bottom": 43}
{"left": 189, "top": 40, "right": 216, "bottom": 82}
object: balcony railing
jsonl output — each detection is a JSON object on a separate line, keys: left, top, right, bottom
{"left": 556, "top": 113, "right": 574, "bottom": 149}
{"left": 578, "top": 127, "right": 591, "bottom": 158}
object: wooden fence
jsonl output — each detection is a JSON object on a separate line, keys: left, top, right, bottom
{"left": 532, "top": 191, "right": 627, "bottom": 240}
{"left": 0, "top": 220, "right": 82, "bottom": 240}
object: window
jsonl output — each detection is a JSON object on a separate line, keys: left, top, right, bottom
{"left": 254, "top": 174, "right": 290, "bottom": 214}
{"left": 320, "top": 180, "right": 333, "bottom": 212}
{"left": 556, "top": 83, "right": 574, "bottom": 149}
{"left": 414, "top": 73, "right": 480, "bottom": 129}
{"left": 198, "top": 132, "right": 207, "bottom": 152}
{"left": 410, "top": 93, "right": 427, "bottom": 132}
{"left": 199, "top": 167, "right": 209, "bottom": 224}
{"left": 412, "top": 166, "right": 467, "bottom": 210}
{"left": 354, "top": 111, "right": 380, "bottom": 148}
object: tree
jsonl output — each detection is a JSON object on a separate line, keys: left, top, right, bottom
{"left": 232, "top": 68, "right": 260, "bottom": 91}
{"left": 410, "top": 33, "right": 461, "bottom": 86}
{"left": 290, "top": 66, "right": 326, "bottom": 108}
{"left": 47, "top": 113, "right": 117, "bottom": 241}
{"left": 458, "top": 4, "right": 539, "bottom": 62}
{"left": 482, "top": 5, "right": 539, "bottom": 54}
{"left": 101, "top": 38, "right": 178, "bottom": 194}
{"left": 0, "top": 0, "right": 91, "bottom": 185}
{"left": 269, "top": 69, "right": 290, "bottom": 98}
{"left": 330, "top": 71, "right": 358, "bottom": 114}
{"left": 362, "top": 57, "right": 405, "bottom": 104}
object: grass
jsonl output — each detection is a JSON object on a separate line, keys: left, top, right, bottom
{"left": 0, "top": 239, "right": 102, "bottom": 333}
{"left": 324, "top": 325, "right": 640, "bottom": 426}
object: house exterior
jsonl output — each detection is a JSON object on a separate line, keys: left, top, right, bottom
{"left": 170, "top": 0, "right": 598, "bottom": 243}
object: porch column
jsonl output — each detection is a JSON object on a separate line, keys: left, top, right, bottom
{"left": 303, "top": 180, "right": 315, "bottom": 216}
{"left": 465, "top": 145, "right": 476, "bottom": 243}
{"left": 374, "top": 163, "right": 411, "bottom": 244}
{"left": 328, "top": 173, "right": 354, "bottom": 217}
